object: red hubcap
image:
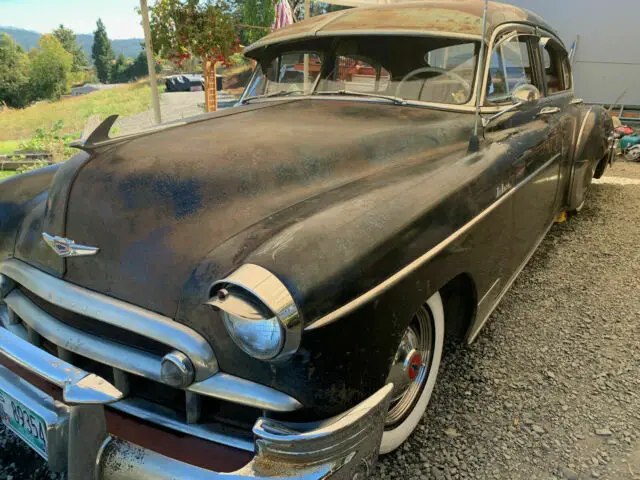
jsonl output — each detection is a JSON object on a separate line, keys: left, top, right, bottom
{"left": 407, "top": 353, "right": 422, "bottom": 381}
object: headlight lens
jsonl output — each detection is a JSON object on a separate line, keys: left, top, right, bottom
{"left": 222, "top": 312, "right": 284, "bottom": 360}
{"left": 208, "top": 264, "right": 302, "bottom": 361}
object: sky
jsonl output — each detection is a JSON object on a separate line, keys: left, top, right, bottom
{"left": 0, "top": 0, "right": 146, "bottom": 39}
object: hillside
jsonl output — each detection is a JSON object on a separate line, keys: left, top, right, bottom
{"left": 0, "top": 26, "right": 143, "bottom": 59}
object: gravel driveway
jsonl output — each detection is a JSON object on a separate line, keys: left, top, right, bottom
{"left": 1, "top": 161, "right": 639, "bottom": 480}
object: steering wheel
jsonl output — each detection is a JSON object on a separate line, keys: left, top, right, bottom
{"left": 395, "top": 67, "right": 471, "bottom": 102}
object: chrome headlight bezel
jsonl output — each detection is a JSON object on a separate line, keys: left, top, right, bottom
{"left": 207, "top": 264, "right": 302, "bottom": 361}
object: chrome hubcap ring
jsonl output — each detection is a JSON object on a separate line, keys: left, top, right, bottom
{"left": 385, "top": 304, "right": 435, "bottom": 428}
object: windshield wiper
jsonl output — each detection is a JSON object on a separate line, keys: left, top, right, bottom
{"left": 242, "top": 90, "right": 304, "bottom": 104}
{"left": 314, "top": 89, "right": 407, "bottom": 105}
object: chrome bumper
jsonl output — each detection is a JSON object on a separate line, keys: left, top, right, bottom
{"left": 0, "top": 318, "right": 392, "bottom": 479}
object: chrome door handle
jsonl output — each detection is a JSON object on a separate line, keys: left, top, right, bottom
{"left": 537, "top": 106, "right": 561, "bottom": 116}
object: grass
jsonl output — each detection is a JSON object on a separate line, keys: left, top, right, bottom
{"left": 0, "top": 81, "right": 154, "bottom": 142}
{"left": 0, "top": 140, "right": 20, "bottom": 155}
{"left": 0, "top": 171, "right": 16, "bottom": 180}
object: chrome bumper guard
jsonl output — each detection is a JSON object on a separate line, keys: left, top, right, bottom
{"left": 0, "top": 316, "right": 393, "bottom": 479}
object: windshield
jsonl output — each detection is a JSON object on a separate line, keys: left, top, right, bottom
{"left": 244, "top": 36, "right": 479, "bottom": 105}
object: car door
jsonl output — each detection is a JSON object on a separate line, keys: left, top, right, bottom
{"left": 482, "top": 28, "right": 564, "bottom": 275}
{"left": 538, "top": 35, "right": 585, "bottom": 212}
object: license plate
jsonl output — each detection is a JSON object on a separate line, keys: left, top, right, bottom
{"left": 0, "top": 387, "right": 48, "bottom": 459}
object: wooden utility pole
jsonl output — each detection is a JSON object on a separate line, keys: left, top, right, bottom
{"left": 140, "top": 0, "right": 162, "bottom": 124}
{"left": 204, "top": 59, "right": 218, "bottom": 112}
{"left": 303, "top": 0, "right": 311, "bottom": 92}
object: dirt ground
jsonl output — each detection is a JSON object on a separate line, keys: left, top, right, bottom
{"left": 0, "top": 161, "right": 638, "bottom": 480}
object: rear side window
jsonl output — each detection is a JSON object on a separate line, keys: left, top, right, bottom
{"left": 541, "top": 41, "right": 571, "bottom": 94}
{"left": 487, "top": 35, "right": 536, "bottom": 103}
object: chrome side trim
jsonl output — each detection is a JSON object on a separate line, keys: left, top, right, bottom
{"left": 0, "top": 259, "right": 217, "bottom": 381}
{"left": 306, "top": 153, "right": 561, "bottom": 330}
{"left": 0, "top": 326, "right": 122, "bottom": 404}
{"left": 467, "top": 220, "right": 555, "bottom": 343}
{"left": 477, "top": 277, "right": 502, "bottom": 306}
{"left": 109, "top": 398, "right": 254, "bottom": 452}
{"left": 188, "top": 372, "right": 303, "bottom": 412}
{"left": 5, "top": 290, "right": 162, "bottom": 381}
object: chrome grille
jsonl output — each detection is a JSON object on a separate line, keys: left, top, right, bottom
{"left": 0, "top": 259, "right": 303, "bottom": 451}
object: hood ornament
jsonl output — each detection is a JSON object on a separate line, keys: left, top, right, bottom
{"left": 42, "top": 233, "right": 99, "bottom": 258}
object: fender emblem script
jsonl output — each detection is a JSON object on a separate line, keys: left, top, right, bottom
{"left": 42, "top": 233, "right": 99, "bottom": 258}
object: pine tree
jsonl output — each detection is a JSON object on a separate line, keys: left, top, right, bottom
{"left": 53, "top": 24, "right": 88, "bottom": 72}
{"left": 91, "top": 19, "right": 115, "bottom": 83}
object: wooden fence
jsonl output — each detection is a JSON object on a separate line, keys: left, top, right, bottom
{"left": 0, "top": 153, "right": 53, "bottom": 171}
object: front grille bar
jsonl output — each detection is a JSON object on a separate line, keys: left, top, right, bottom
{"left": 0, "top": 259, "right": 217, "bottom": 381}
{"left": 5, "top": 290, "right": 162, "bottom": 380}
{"left": 0, "top": 261, "right": 303, "bottom": 414}
{"left": 0, "top": 325, "right": 122, "bottom": 404}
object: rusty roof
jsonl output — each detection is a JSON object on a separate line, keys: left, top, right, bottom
{"left": 244, "top": 0, "right": 555, "bottom": 56}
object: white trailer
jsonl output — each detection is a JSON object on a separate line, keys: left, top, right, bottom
{"left": 505, "top": 0, "right": 640, "bottom": 106}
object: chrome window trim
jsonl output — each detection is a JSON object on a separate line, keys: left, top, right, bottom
{"left": 479, "top": 23, "right": 541, "bottom": 107}
{"left": 538, "top": 36, "right": 573, "bottom": 97}
{"left": 244, "top": 31, "right": 483, "bottom": 109}
{"left": 0, "top": 259, "right": 217, "bottom": 381}
{"left": 306, "top": 153, "right": 561, "bottom": 331}
{"left": 237, "top": 94, "right": 480, "bottom": 113}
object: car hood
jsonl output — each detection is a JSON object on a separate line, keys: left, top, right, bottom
{"left": 34, "top": 99, "right": 473, "bottom": 317}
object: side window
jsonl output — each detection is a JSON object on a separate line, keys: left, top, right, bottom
{"left": 486, "top": 35, "right": 535, "bottom": 103}
{"left": 541, "top": 41, "right": 571, "bottom": 94}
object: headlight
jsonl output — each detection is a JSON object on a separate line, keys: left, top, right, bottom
{"left": 208, "top": 265, "right": 301, "bottom": 361}
{"left": 221, "top": 302, "right": 284, "bottom": 360}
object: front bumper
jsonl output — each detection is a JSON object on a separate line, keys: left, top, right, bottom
{"left": 0, "top": 323, "right": 392, "bottom": 480}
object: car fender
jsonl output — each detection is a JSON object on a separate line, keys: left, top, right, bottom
{"left": 0, "top": 164, "right": 61, "bottom": 260}
{"left": 567, "top": 106, "right": 612, "bottom": 211}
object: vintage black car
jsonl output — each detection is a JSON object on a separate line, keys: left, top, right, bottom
{"left": 0, "top": 1, "right": 614, "bottom": 479}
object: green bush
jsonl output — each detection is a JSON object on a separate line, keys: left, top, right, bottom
{"left": 18, "top": 120, "right": 77, "bottom": 163}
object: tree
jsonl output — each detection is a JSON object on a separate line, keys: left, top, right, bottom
{"left": 92, "top": 19, "right": 115, "bottom": 83}
{"left": 0, "top": 33, "right": 31, "bottom": 108}
{"left": 110, "top": 52, "right": 129, "bottom": 83}
{"left": 29, "top": 34, "right": 73, "bottom": 101}
{"left": 129, "top": 50, "right": 162, "bottom": 79}
{"left": 240, "top": 0, "right": 274, "bottom": 44}
{"left": 149, "top": 0, "right": 239, "bottom": 111}
{"left": 53, "top": 24, "right": 88, "bottom": 72}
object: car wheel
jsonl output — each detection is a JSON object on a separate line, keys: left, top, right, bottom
{"left": 380, "top": 291, "right": 445, "bottom": 454}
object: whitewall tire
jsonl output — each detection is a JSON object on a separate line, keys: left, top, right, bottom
{"left": 380, "top": 291, "right": 445, "bottom": 454}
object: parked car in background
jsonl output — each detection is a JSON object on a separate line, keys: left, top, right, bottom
{"left": 0, "top": 1, "right": 614, "bottom": 478}
{"left": 165, "top": 73, "right": 222, "bottom": 92}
